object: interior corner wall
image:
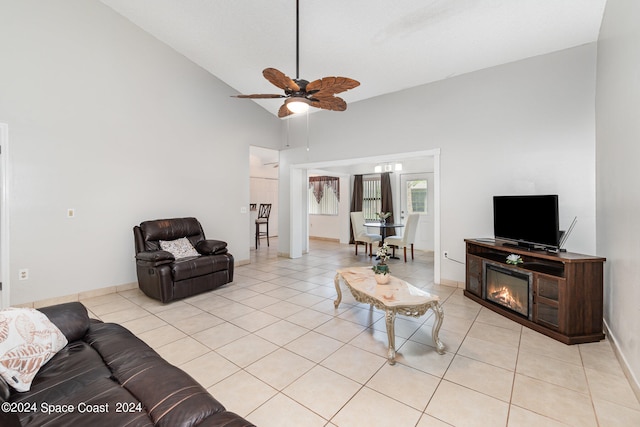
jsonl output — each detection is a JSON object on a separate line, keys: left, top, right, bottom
{"left": 279, "top": 43, "right": 598, "bottom": 285}
{"left": 0, "top": 0, "right": 281, "bottom": 305}
{"left": 595, "top": 0, "right": 640, "bottom": 389}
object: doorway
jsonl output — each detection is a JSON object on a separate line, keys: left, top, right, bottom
{"left": 399, "top": 172, "right": 434, "bottom": 252}
{"left": 289, "top": 149, "right": 441, "bottom": 284}
{"left": 249, "top": 146, "right": 279, "bottom": 250}
{"left": 1, "top": 123, "right": 9, "bottom": 308}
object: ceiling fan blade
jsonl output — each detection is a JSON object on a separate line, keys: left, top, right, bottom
{"left": 277, "top": 103, "right": 295, "bottom": 118}
{"left": 310, "top": 95, "right": 347, "bottom": 112}
{"left": 263, "top": 68, "right": 300, "bottom": 92}
{"left": 232, "top": 94, "right": 286, "bottom": 99}
{"left": 306, "top": 76, "right": 360, "bottom": 95}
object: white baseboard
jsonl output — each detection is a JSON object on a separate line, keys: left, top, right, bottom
{"left": 309, "top": 236, "right": 340, "bottom": 242}
{"left": 14, "top": 282, "right": 139, "bottom": 309}
{"left": 603, "top": 318, "right": 640, "bottom": 403}
{"left": 440, "top": 277, "right": 465, "bottom": 288}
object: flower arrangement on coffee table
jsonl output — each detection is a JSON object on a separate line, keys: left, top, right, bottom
{"left": 372, "top": 243, "right": 391, "bottom": 284}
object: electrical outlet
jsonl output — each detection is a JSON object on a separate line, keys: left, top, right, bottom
{"left": 19, "top": 268, "right": 29, "bottom": 280}
{"left": 67, "top": 208, "right": 75, "bottom": 218}
{"left": 443, "top": 251, "right": 449, "bottom": 259}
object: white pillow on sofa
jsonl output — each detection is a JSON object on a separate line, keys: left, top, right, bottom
{"left": 0, "top": 308, "right": 68, "bottom": 392}
{"left": 160, "top": 237, "right": 200, "bottom": 259}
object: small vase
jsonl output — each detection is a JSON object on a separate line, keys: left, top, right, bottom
{"left": 375, "top": 273, "right": 390, "bottom": 284}
{"left": 374, "top": 263, "right": 389, "bottom": 274}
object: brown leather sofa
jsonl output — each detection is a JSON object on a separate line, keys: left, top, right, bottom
{"left": 1, "top": 302, "right": 254, "bottom": 427}
{"left": 134, "top": 218, "right": 234, "bottom": 303}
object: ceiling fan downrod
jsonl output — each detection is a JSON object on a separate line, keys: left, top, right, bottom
{"left": 295, "top": 0, "right": 300, "bottom": 80}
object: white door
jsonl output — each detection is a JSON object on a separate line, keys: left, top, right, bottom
{"left": 399, "top": 173, "right": 434, "bottom": 252}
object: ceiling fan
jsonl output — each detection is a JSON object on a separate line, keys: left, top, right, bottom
{"left": 232, "top": 0, "right": 360, "bottom": 118}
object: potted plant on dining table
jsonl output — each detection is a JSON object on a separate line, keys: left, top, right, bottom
{"left": 376, "top": 211, "right": 392, "bottom": 224}
{"left": 372, "top": 242, "right": 392, "bottom": 284}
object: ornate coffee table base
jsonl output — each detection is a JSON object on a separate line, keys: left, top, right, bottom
{"left": 334, "top": 269, "right": 445, "bottom": 365}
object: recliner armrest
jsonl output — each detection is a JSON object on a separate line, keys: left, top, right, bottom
{"left": 38, "top": 301, "right": 90, "bottom": 342}
{"left": 136, "top": 250, "right": 175, "bottom": 266}
{"left": 195, "top": 239, "right": 228, "bottom": 255}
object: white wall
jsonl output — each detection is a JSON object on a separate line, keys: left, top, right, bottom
{"left": 309, "top": 215, "right": 340, "bottom": 240}
{"left": 596, "top": 0, "right": 640, "bottom": 391}
{"left": 280, "top": 44, "right": 598, "bottom": 285}
{"left": 0, "top": 0, "right": 281, "bottom": 305}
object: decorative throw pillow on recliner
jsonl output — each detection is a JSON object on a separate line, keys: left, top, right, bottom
{"left": 159, "top": 237, "right": 200, "bottom": 259}
{"left": 0, "top": 308, "right": 68, "bottom": 392}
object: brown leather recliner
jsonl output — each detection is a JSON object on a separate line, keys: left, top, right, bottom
{"left": 133, "top": 217, "right": 234, "bottom": 303}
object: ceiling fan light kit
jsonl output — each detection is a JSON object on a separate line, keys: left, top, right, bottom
{"left": 232, "top": 0, "right": 359, "bottom": 118}
{"left": 285, "top": 97, "right": 310, "bottom": 114}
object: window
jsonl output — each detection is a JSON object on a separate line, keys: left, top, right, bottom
{"left": 406, "top": 179, "right": 427, "bottom": 214}
{"left": 362, "top": 176, "right": 381, "bottom": 221}
{"left": 309, "top": 176, "right": 339, "bottom": 215}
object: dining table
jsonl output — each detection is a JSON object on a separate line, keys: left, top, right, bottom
{"left": 364, "top": 221, "right": 405, "bottom": 259}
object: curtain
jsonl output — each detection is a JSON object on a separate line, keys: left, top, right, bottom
{"left": 309, "top": 176, "right": 339, "bottom": 204}
{"left": 349, "top": 175, "right": 363, "bottom": 244}
{"left": 380, "top": 172, "right": 396, "bottom": 237}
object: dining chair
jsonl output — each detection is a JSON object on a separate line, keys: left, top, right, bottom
{"left": 350, "top": 211, "right": 382, "bottom": 256}
{"left": 255, "top": 203, "right": 272, "bottom": 248}
{"left": 385, "top": 213, "right": 419, "bottom": 262}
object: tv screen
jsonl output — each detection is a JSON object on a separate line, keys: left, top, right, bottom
{"left": 493, "top": 195, "right": 560, "bottom": 249}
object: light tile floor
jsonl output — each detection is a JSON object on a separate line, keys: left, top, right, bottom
{"left": 80, "top": 239, "right": 640, "bottom": 427}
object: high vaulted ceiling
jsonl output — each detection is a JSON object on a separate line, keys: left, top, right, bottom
{"left": 100, "top": 0, "right": 606, "bottom": 117}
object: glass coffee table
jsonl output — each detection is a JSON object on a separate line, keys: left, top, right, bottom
{"left": 334, "top": 267, "right": 445, "bottom": 365}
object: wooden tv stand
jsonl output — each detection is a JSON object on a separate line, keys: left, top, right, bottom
{"left": 464, "top": 239, "right": 605, "bottom": 344}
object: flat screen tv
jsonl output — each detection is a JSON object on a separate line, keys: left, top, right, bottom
{"left": 493, "top": 195, "right": 560, "bottom": 250}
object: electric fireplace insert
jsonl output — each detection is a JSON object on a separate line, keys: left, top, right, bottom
{"left": 483, "top": 261, "right": 533, "bottom": 320}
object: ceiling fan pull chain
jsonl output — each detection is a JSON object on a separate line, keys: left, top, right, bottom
{"left": 306, "top": 108, "right": 310, "bottom": 152}
{"left": 285, "top": 117, "right": 290, "bottom": 148}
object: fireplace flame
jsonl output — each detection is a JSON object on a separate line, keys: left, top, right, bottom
{"left": 490, "top": 287, "right": 524, "bottom": 313}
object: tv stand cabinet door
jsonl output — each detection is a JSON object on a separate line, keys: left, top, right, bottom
{"left": 466, "top": 254, "right": 483, "bottom": 297}
{"left": 533, "top": 274, "right": 564, "bottom": 330}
